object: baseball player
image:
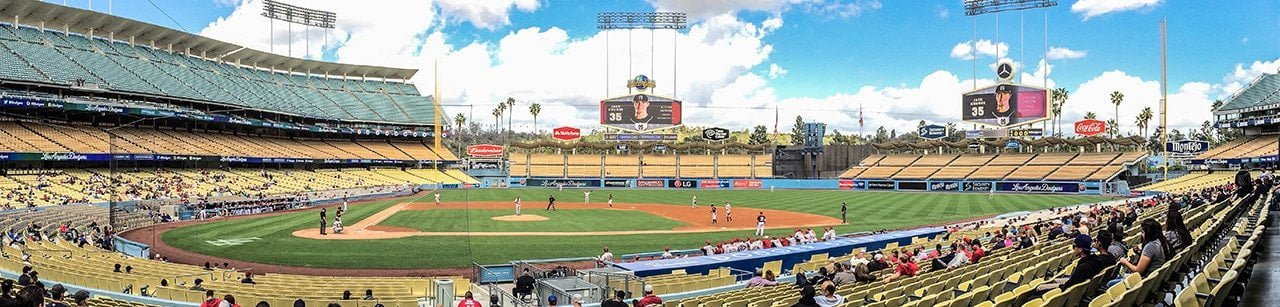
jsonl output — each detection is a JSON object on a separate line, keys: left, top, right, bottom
{"left": 840, "top": 202, "right": 847, "bottom": 224}
{"left": 319, "top": 208, "right": 327, "bottom": 235}
{"left": 584, "top": 190, "right": 592, "bottom": 205}
{"left": 607, "top": 194, "right": 614, "bottom": 208}
{"left": 435, "top": 191, "right": 442, "bottom": 205}
{"left": 333, "top": 214, "right": 343, "bottom": 234}
{"left": 546, "top": 195, "right": 557, "bottom": 211}
{"left": 710, "top": 205, "right": 717, "bottom": 225}
{"left": 724, "top": 202, "right": 732, "bottom": 222}
{"left": 691, "top": 194, "right": 698, "bottom": 208}
{"left": 514, "top": 197, "right": 522, "bottom": 216}
{"left": 342, "top": 196, "right": 349, "bottom": 212}
{"left": 755, "top": 212, "right": 766, "bottom": 237}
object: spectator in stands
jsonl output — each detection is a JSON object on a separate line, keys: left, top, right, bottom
{"left": 363, "top": 290, "right": 374, "bottom": 300}
{"left": 71, "top": 290, "right": 89, "bottom": 307}
{"left": 946, "top": 243, "right": 970, "bottom": 269}
{"left": 0, "top": 280, "right": 14, "bottom": 305}
{"left": 221, "top": 295, "right": 240, "bottom": 307}
{"left": 866, "top": 254, "right": 887, "bottom": 272}
{"left": 601, "top": 291, "right": 628, "bottom": 307}
{"left": 633, "top": 285, "right": 661, "bottom": 307}
{"left": 17, "top": 266, "right": 31, "bottom": 286}
{"left": 1163, "top": 204, "right": 1193, "bottom": 250}
{"left": 45, "top": 284, "right": 69, "bottom": 307}
{"left": 457, "top": 291, "right": 482, "bottom": 307}
{"left": 342, "top": 291, "right": 351, "bottom": 300}
{"left": 255, "top": 302, "right": 270, "bottom": 307}
{"left": 745, "top": 269, "right": 778, "bottom": 287}
{"left": 790, "top": 285, "right": 818, "bottom": 307}
{"left": 814, "top": 281, "right": 844, "bottom": 307}
{"left": 598, "top": 247, "right": 614, "bottom": 265}
{"left": 113, "top": 263, "right": 122, "bottom": 273}
{"left": 765, "top": 270, "right": 777, "bottom": 282}
{"left": 16, "top": 285, "right": 43, "bottom": 307}
{"left": 1107, "top": 223, "right": 1129, "bottom": 259}
{"left": 832, "top": 263, "right": 856, "bottom": 286}
{"left": 292, "top": 299, "right": 305, "bottom": 307}
{"left": 241, "top": 273, "right": 255, "bottom": 284}
{"left": 1112, "top": 219, "right": 1170, "bottom": 288}
{"left": 883, "top": 254, "right": 917, "bottom": 282}
{"left": 125, "top": 265, "right": 133, "bottom": 274}
{"left": 969, "top": 241, "right": 985, "bottom": 264}
{"left": 200, "top": 290, "right": 221, "bottom": 307}
{"left": 191, "top": 279, "right": 207, "bottom": 291}
{"left": 548, "top": 295, "right": 558, "bottom": 307}
{"left": 852, "top": 264, "right": 877, "bottom": 284}
{"left": 514, "top": 269, "right": 536, "bottom": 299}
{"left": 1038, "top": 234, "right": 1116, "bottom": 292}
{"left": 660, "top": 247, "right": 673, "bottom": 259}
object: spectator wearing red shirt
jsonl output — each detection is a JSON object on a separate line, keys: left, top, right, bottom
{"left": 969, "top": 243, "right": 986, "bottom": 264}
{"left": 634, "top": 285, "right": 662, "bottom": 307}
{"left": 457, "top": 291, "right": 482, "bottom": 307}
{"left": 882, "top": 254, "right": 917, "bottom": 282}
{"left": 199, "top": 290, "right": 221, "bottom": 307}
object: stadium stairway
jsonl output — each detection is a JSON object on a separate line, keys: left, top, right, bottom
{"left": 1240, "top": 205, "right": 1280, "bottom": 306}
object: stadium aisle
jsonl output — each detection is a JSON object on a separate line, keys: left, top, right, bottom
{"left": 1241, "top": 208, "right": 1280, "bottom": 306}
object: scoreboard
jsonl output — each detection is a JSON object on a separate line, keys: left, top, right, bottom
{"left": 600, "top": 94, "right": 682, "bottom": 132}
{"left": 962, "top": 84, "right": 1048, "bottom": 128}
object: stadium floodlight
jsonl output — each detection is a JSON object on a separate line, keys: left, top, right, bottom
{"left": 261, "top": 0, "right": 336, "bottom": 58}
{"left": 261, "top": 0, "right": 336, "bottom": 28}
{"left": 596, "top": 12, "right": 687, "bottom": 30}
{"left": 963, "top": 0, "right": 1058, "bottom": 16}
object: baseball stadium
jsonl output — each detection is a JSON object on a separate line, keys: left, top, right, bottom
{"left": 0, "top": 0, "right": 1276, "bottom": 307}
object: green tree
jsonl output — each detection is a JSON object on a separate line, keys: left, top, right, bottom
{"left": 1084, "top": 112, "right": 1096, "bottom": 120}
{"left": 1106, "top": 119, "right": 1118, "bottom": 136}
{"left": 1198, "top": 120, "right": 1216, "bottom": 144}
{"left": 1136, "top": 106, "right": 1153, "bottom": 139}
{"left": 1051, "top": 87, "right": 1069, "bottom": 136}
{"left": 791, "top": 116, "right": 805, "bottom": 146}
{"left": 491, "top": 106, "right": 503, "bottom": 133}
{"left": 874, "top": 126, "right": 888, "bottom": 143}
{"left": 749, "top": 125, "right": 770, "bottom": 145}
{"left": 1110, "top": 91, "right": 1124, "bottom": 136}
{"left": 453, "top": 113, "right": 466, "bottom": 138}
{"left": 528, "top": 103, "right": 542, "bottom": 134}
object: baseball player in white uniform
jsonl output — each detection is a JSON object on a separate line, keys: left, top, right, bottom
{"left": 755, "top": 212, "right": 766, "bottom": 237}
{"left": 691, "top": 194, "right": 698, "bottom": 208}
{"left": 434, "top": 191, "right": 441, "bottom": 205}
{"left": 607, "top": 194, "right": 614, "bottom": 208}
{"left": 514, "top": 197, "right": 522, "bottom": 216}
{"left": 724, "top": 202, "right": 732, "bottom": 222}
{"left": 584, "top": 190, "right": 592, "bottom": 205}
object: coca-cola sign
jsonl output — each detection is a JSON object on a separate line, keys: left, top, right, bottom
{"left": 552, "top": 126, "right": 581, "bottom": 141}
{"left": 466, "top": 144, "right": 504, "bottom": 157}
{"left": 1074, "top": 119, "right": 1106, "bottom": 136}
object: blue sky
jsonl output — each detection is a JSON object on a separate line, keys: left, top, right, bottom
{"left": 48, "top": 0, "right": 1280, "bottom": 135}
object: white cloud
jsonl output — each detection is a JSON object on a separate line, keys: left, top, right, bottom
{"left": 950, "top": 39, "right": 1009, "bottom": 61}
{"left": 1242, "top": 37, "right": 1249, "bottom": 44}
{"left": 767, "top": 64, "right": 788, "bottom": 79}
{"left": 1219, "top": 58, "right": 1280, "bottom": 96}
{"left": 435, "top": 0, "right": 539, "bottom": 30}
{"left": 199, "top": 0, "right": 435, "bottom": 62}
{"left": 1046, "top": 47, "right": 1087, "bottom": 60}
{"left": 1071, "top": 0, "right": 1162, "bottom": 20}
{"left": 936, "top": 6, "right": 950, "bottom": 19}
{"left": 647, "top": 0, "right": 881, "bottom": 20}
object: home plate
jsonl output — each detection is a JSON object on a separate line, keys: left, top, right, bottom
{"left": 491, "top": 214, "right": 549, "bottom": 222}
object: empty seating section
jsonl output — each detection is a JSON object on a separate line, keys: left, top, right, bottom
{"left": 514, "top": 153, "right": 767, "bottom": 178}
{"left": 843, "top": 151, "right": 1144, "bottom": 181}
{"left": 0, "top": 24, "right": 435, "bottom": 124}
{"left": 1139, "top": 172, "right": 1236, "bottom": 193}
{"left": 1196, "top": 136, "right": 1257, "bottom": 159}
{"left": 0, "top": 121, "right": 457, "bottom": 162}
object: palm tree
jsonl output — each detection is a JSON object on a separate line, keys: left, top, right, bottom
{"left": 453, "top": 113, "right": 466, "bottom": 138}
{"left": 1051, "top": 88, "right": 1069, "bottom": 136}
{"left": 1136, "top": 106, "right": 1153, "bottom": 139}
{"left": 492, "top": 107, "right": 503, "bottom": 133}
{"left": 1085, "top": 112, "right": 1096, "bottom": 119}
{"left": 1110, "top": 91, "right": 1124, "bottom": 136}
{"left": 529, "top": 103, "right": 542, "bottom": 134}
{"left": 505, "top": 97, "right": 515, "bottom": 134}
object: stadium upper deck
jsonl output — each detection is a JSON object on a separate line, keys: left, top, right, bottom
{"left": 0, "top": 0, "right": 435, "bottom": 125}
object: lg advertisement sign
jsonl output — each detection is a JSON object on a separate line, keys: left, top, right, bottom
{"left": 1074, "top": 119, "right": 1106, "bottom": 137}
{"left": 552, "top": 126, "right": 581, "bottom": 141}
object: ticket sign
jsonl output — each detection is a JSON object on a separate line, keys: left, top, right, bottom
{"left": 600, "top": 94, "right": 682, "bottom": 132}
{"left": 962, "top": 84, "right": 1048, "bottom": 128}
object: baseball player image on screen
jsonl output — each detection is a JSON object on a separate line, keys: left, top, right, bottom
{"left": 628, "top": 94, "right": 655, "bottom": 131}
{"left": 993, "top": 84, "right": 1017, "bottom": 126}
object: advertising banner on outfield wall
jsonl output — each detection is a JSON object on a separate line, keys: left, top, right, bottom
{"left": 668, "top": 179, "right": 699, "bottom": 189}
{"left": 733, "top": 179, "right": 763, "bottom": 189}
{"left": 636, "top": 180, "right": 666, "bottom": 188}
{"left": 699, "top": 179, "right": 731, "bottom": 189}
{"left": 839, "top": 179, "right": 856, "bottom": 190}
{"left": 930, "top": 181, "right": 961, "bottom": 191}
{"left": 524, "top": 179, "right": 601, "bottom": 188}
{"left": 897, "top": 182, "right": 927, "bottom": 191}
{"left": 866, "top": 181, "right": 895, "bottom": 190}
{"left": 963, "top": 182, "right": 993, "bottom": 192}
{"left": 603, "top": 180, "right": 630, "bottom": 188}
{"left": 997, "top": 182, "right": 1083, "bottom": 193}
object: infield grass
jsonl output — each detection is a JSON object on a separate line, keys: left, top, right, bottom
{"left": 161, "top": 189, "right": 1111, "bottom": 269}
{"left": 378, "top": 209, "right": 687, "bottom": 232}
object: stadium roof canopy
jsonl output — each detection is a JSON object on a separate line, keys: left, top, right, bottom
{"left": 0, "top": 0, "right": 417, "bottom": 80}
{"left": 1215, "top": 73, "right": 1280, "bottom": 115}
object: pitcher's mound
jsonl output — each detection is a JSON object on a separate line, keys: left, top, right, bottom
{"left": 491, "top": 214, "right": 549, "bottom": 222}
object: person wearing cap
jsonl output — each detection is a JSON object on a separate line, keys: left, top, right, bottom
{"left": 547, "top": 295, "right": 558, "bottom": 307}
{"left": 71, "top": 290, "right": 89, "bottom": 307}
{"left": 456, "top": 291, "right": 482, "bottom": 307}
{"left": 46, "top": 284, "right": 69, "bottom": 307}
{"left": 628, "top": 94, "right": 654, "bottom": 131}
{"left": 633, "top": 285, "right": 662, "bottom": 307}
{"left": 598, "top": 247, "right": 614, "bottom": 264}
{"left": 1036, "top": 234, "right": 1117, "bottom": 292}
{"left": 601, "top": 291, "right": 628, "bottom": 307}
{"left": 514, "top": 268, "right": 536, "bottom": 299}
{"left": 571, "top": 294, "right": 583, "bottom": 307}
{"left": 659, "top": 247, "right": 673, "bottom": 260}
{"left": 993, "top": 84, "right": 1016, "bottom": 126}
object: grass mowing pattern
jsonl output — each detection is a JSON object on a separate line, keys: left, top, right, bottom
{"left": 378, "top": 209, "right": 687, "bottom": 232}
{"left": 161, "top": 189, "right": 1109, "bottom": 269}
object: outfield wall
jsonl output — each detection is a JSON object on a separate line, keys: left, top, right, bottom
{"left": 508, "top": 178, "right": 1106, "bottom": 194}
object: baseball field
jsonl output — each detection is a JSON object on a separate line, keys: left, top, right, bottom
{"left": 137, "top": 189, "right": 1109, "bottom": 272}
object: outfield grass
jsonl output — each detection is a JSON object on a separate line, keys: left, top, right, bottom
{"left": 161, "top": 189, "right": 1110, "bottom": 269}
{"left": 378, "top": 209, "right": 687, "bottom": 232}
